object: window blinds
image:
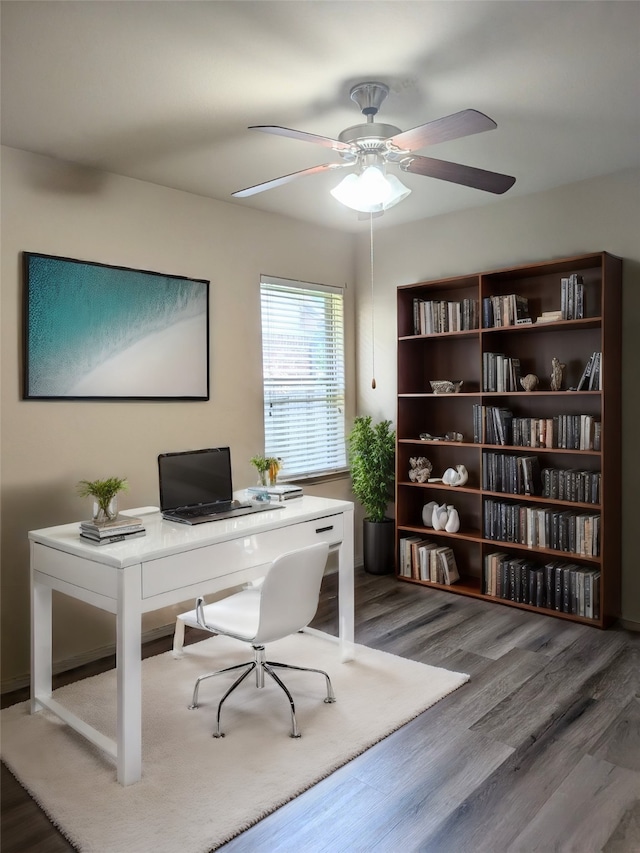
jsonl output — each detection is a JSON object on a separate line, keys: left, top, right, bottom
{"left": 260, "top": 276, "right": 346, "bottom": 479}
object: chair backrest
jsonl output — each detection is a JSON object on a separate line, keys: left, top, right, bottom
{"left": 253, "top": 541, "right": 330, "bottom": 644}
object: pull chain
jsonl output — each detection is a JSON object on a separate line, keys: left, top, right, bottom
{"left": 370, "top": 212, "right": 376, "bottom": 389}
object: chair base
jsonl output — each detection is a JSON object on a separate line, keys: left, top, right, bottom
{"left": 188, "top": 645, "right": 335, "bottom": 738}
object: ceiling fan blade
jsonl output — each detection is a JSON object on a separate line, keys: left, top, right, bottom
{"left": 232, "top": 162, "right": 348, "bottom": 198}
{"left": 250, "top": 125, "right": 352, "bottom": 152}
{"left": 400, "top": 154, "right": 515, "bottom": 194}
{"left": 387, "top": 109, "right": 497, "bottom": 153}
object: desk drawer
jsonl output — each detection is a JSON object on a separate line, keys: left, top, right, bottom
{"left": 32, "top": 543, "right": 118, "bottom": 599}
{"left": 142, "top": 513, "right": 344, "bottom": 599}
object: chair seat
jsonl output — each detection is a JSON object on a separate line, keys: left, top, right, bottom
{"left": 177, "top": 588, "right": 262, "bottom": 642}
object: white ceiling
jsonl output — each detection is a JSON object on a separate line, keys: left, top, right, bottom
{"left": 2, "top": 1, "right": 639, "bottom": 233}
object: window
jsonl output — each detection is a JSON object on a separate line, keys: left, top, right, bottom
{"left": 260, "top": 276, "right": 346, "bottom": 479}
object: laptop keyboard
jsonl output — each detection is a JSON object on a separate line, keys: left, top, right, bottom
{"left": 177, "top": 501, "right": 251, "bottom": 518}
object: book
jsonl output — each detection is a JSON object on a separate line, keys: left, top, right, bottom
{"left": 576, "top": 352, "right": 596, "bottom": 391}
{"left": 438, "top": 548, "right": 460, "bottom": 585}
{"left": 80, "top": 530, "right": 146, "bottom": 545}
{"left": 535, "top": 310, "right": 563, "bottom": 324}
{"left": 80, "top": 514, "right": 145, "bottom": 537}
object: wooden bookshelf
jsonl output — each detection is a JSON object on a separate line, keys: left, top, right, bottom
{"left": 395, "top": 252, "right": 622, "bottom": 627}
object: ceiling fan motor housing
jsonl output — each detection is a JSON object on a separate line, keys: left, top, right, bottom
{"left": 338, "top": 122, "right": 403, "bottom": 148}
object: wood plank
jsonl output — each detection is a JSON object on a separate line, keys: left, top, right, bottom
{"left": 507, "top": 754, "right": 640, "bottom": 852}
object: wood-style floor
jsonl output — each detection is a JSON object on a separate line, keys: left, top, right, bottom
{"left": 2, "top": 568, "right": 639, "bottom": 852}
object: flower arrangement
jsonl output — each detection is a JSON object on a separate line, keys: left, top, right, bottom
{"left": 250, "top": 455, "right": 282, "bottom": 487}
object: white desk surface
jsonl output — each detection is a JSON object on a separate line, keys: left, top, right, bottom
{"left": 29, "top": 495, "right": 354, "bottom": 569}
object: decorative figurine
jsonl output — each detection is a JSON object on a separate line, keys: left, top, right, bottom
{"left": 432, "top": 504, "right": 449, "bottom": 531}
{"left": 445, "top": 506, "right": 461, "bottom": 533}
{"left": 422, "top": 500, "right": 438, "bottom": 527}
{"left": 430, "top": 380, "right": 464, "bottom": 395}
{"left": 550, "top": 357, "right": 566, "bottom": 391}
{"left": 520, "top": 373, "right": 539, "bottom": 392}
{"left": 408, "top": 456, "right": 432, "bottom": 483}
{"left": 442, "top": 464, "right": 469, "bottom": 487}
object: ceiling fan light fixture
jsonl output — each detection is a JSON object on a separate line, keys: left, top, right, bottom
{"left": 330, "top": 166, "right": 411, "bottom": 213}
{"left": 382, "top": 173, "right": 412, "bottom": 209}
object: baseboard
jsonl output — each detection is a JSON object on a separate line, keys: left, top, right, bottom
{"left": 618, "top": 617, "right": 640, "bottom": 633}
{"left": 1, "top": 623, "right": 176, "bottom": 696}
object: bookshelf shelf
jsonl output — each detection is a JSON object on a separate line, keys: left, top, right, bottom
{"left": 395, "top": 252, "right": 622, "bottom": 628}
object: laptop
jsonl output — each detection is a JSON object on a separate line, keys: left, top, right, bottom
{"left": 158, "top": 447, "right": 284, "bottom": 525}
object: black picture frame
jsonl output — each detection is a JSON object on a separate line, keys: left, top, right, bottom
{"left": 23, "top": 252, "right": 210, "bottom": 401}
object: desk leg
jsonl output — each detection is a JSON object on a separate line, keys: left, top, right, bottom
{"left": 31, "top": 564, "right": 52, "bottom": 713}
{"left": 338, "top": 507, "right": 355, "bottom": 662}
{"left": 116, "top": 564, "right": 142, "bottom": 786}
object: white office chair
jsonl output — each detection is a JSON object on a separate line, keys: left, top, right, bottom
{"left": 172, "top": 576, "right": 264, "bottom": 658}
{"left": 178, "top": 541, "right": 335, "bottom": 738}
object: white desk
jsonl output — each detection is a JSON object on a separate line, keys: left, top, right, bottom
{"left": 29, "top": 496, "right": 354, "bottom": 785}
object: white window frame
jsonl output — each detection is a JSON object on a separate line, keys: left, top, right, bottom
{"left": 259, "top": 275, "right": 346, "bottom": 480}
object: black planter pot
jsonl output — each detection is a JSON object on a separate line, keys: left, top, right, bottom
{"left": 363, "top": 517, "right": 395, "bottom": 575}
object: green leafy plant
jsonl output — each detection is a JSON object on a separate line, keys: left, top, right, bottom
{"left": 250, "top": 455, "right": 281, "bottom": 486}
{"left": 77, "top": 477, "right": 128, "bottom": 513}
{"left": 347, "top": 416, "right": 396, "bottom": 523}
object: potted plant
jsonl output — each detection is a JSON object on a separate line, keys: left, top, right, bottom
{"left": 347, "top": 416, "right": 396, "bottom": 574}
{"left": 77, "top": 476, "right": 128, "bottom": 523}
{"left": 250, "top": 455, "right": 282, "bottom": 487}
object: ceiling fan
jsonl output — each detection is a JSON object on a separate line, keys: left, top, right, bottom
{"left": 232, "top": 82, "right": 516, "bottom": 211}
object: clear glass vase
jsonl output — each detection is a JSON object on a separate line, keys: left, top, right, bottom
{"left": 92, "top": 497, "right": 118, "bottom": 523}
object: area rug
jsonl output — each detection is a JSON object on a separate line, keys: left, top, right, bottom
{"left": 1, "top": 632, "right": 469, "bottom": 853}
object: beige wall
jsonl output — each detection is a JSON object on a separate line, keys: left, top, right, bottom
{"left": 354, "top": 167, "right": 640, "bottom": 625}
{"left": 0, "top": 146, "right": 356, "bottom": 690}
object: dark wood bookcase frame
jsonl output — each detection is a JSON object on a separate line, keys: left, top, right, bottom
{"left": 395, "top": 252, "right": 622, "bottom": 628}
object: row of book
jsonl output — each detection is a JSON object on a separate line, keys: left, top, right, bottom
{"left": 482, "top": 293, "right": 529, "bottom": 328}
{"left": 576, "top": 351, "right": 602, "bottom": 391}
{"left": 560, "top": 273, "right": 585, "bottom": 321}
{"left": 411, "top": 297, "right": 478, "bottom": 335}
{"left": 482, "top": 452, "right": 601, "bottom": 504}
{"left": 484, "top": 499, "right": 600, "bottom": 555}
{"left": 398, "top": 536, "right": 460, "bottom": 584}
{"left": 79, "top": 514, "right": 146, "bottom": 545}
{"left": 541, "top": 467, "right": 601, "bottom": 505}
{"left": 473, "top": 404, "right": 513, "bottom": 445}
{"left": 482, "top": 451, "right": 541, "bottom": 496}
{"left": 473, "top": 405, "right": 601, "bottom": 450}
{"left": 483, "top": 552, "right": 600, "bottom": 618}
{"left": 482, "top": 353, "right": 522, "bottom": 392}
{"left": 512, "top": 414, "right": 600, "bottom": 450}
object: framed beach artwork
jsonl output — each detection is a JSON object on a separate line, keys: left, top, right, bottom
{"left": 22, "top": 253, "right": 210, "bottom": 400}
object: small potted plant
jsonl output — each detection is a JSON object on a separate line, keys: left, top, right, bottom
{"left": 250, "top": 455, "right": 282, "bottom": 487}
{"left": 347, "top": 416, "right": 396, "bottom": 574}
{"left": 77, "top": 476, "right": 128, "bottom": 523}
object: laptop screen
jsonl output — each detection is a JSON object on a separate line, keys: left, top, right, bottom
{"left": 158, "top": 447, "right": 233, "bottom": 511}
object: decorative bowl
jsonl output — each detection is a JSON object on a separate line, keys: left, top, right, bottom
{"left": 430, "top": 380, "right": 463, "bottom": 395}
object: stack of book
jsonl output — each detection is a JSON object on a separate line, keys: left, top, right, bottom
{"left": 79, "top": 514, "right": 146, "bottom": 545}
{"left": 247, "top": 484, "right": 303, "bottom": 501}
